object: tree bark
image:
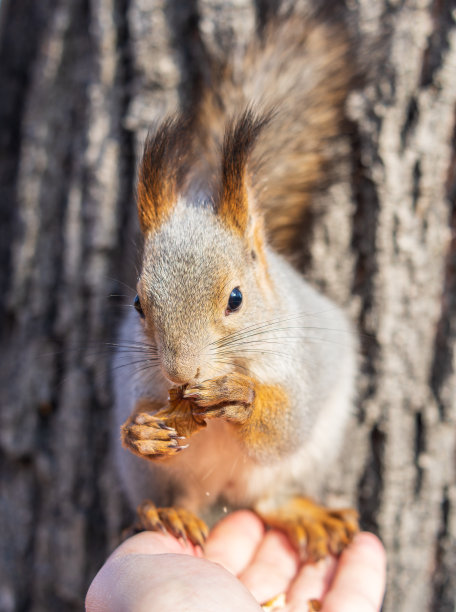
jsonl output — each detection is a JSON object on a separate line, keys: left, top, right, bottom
{"left": 0, "top": 1, "right": 455, "bottom": 611}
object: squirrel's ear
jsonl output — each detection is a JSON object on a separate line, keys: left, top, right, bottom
{"left": 137, "top": 116, "right": 191, "bottom": 233}
{"left": 216, "top": 110, "right": 270, "bottom": 235}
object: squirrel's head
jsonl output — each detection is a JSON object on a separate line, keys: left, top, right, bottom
{"left": 134, "top": 111, "right": 275, "bottom": 385}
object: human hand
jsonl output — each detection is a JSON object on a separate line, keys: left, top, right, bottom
{"left": 86, "top": 510, "right": 386, "bottom": 612}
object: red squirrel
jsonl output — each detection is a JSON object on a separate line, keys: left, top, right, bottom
{"left": 113, "top": 9, "right": 359, "bottom": 562}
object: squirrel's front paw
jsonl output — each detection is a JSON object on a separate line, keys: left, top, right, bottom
{"left": 184, "top": 373, "right": 255, "bottom": 422}
{"left": 121, "top": 412, "right": 187, "bottom": 459}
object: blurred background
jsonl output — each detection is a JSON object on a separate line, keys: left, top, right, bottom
{"left": 0, "top": 0, "right": 455, "bottom": 610}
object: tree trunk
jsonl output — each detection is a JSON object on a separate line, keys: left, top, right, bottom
{"left": 0, "top": 1, "right": 455, "bottom": 610}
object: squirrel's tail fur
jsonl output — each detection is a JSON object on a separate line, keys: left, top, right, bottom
{"left": 138, "top": 9, "right": 353, "bottom": 256}
{"left": 192, "top": 10, "right": 353, "bottom": 256}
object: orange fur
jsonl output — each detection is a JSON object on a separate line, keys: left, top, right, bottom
{"left": 137, "top": 500, "right": 209, "bottom": 548}
{"left": 252, "top": 220, "right": 272, "bottom": 290}
{"left": 137, "top": 171, "right": 174, "bottom": 233}
{"left": 256, "top": 497, "right": 359, "bottom": 561}
{"left": 217, "top": 167, "right": 249, "bottom": 234}
{"left": 185, "top": 376, "right": 293, "bottom": 458}
{"left": 216, "top": 110, "right": 270, "bottom": 234}
{"left": 137, "top": 116, "right": 194, "bottom": 233}
{"left": 237, "top": 383, "right": 291, "bottom": 456}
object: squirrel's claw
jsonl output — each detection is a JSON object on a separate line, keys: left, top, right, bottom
{"left": 184, "top": 374, "right": 255, "bottom": 423}
{"left": 137, "top": 500, "right": 209, "bottom": 549}
{"left": 184, "top": 374, "right": 255, "bottom": 406}
{"left": 256, "top": 498, "right": 359, "bottom": 562}
{"left": 121, "top": 411, "right": 187, "bottom": 460}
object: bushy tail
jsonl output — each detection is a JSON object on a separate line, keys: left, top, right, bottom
{"left": 195, "top": 11, "right": 353, "bottom": 255}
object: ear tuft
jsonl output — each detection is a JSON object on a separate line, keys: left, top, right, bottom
{"left": 216, "top": 109, "right": 271, "bottom": 235}
{"left": 137, "top": 115, "right": 193, "bottom": 233}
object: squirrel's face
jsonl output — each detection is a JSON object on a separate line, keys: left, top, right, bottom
{"left": 134, "top": 110, "right": 275, "bottom": 385}
{"left": 135, "top": 203, "right": 273, "bottom": 386}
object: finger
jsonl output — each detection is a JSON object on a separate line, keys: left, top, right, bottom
{"left": 110, "top": 530, "right": 198, "bottom": 561}
{"left": 321, "top": 532, "right": 386, "bottom": 612}
{"left": 239, "top": 529, "right": 299, "bottom": 603}
{"left": 283, "top": 555, "right": 337, "bottom": 611}
{"left": 204, "top": 510, "right": 265, "bottom": 575}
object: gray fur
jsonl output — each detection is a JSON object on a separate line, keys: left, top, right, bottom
{"left": 113, "top": 12, "right": 356, "bottom": 521}
{"left": 113, "top": 200, "right": 356, "bottom": 518}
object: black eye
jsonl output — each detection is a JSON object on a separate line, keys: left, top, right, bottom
{"left": 226, "top": 287, "right": 242, "bottom": 314}
{"left": 134, "top": 294, "right": 145, "bottom": 318}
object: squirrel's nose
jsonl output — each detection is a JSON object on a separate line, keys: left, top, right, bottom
{"left": 161, "top": 355, "right": 198, "bottom": 386}
{"left": 164, "top": 369, "right": 197, "bottom": 386}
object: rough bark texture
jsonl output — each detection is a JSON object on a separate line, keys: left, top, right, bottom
{"left": 0, "top": 0, "right": 455, "bottom": 610}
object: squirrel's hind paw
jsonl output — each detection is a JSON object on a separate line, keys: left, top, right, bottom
{"left": 256, "top": 497, "right": 359, "bottom": 562}
{"left": 136, "top": 500, "right": 209, "bottom": 549}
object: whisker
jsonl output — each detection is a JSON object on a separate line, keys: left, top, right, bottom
{"left": 212, "top": 309, "right": 346, "bottom": 349}
{"left": 215, "top": 324, "right": 356, "bottom": 348}
{"left": 111, "top": 350, "right": 159, "bottom": 359}
{"left": 212, "top": 312, "right": 306, "bottom": 348}
{"left": 219, "top": 336, "right": 305, "bottom": 345}
{"left": 104, "top": 276, "right": 137, "bottom": 294}
{"left": 213, "top": 359, "right": 252, "bottom": 375}
{"left": 112, "top": 357, "right": 160, "bottom": 372}
{"left": 218, "top": 335, "right": 352, "bottom": 351}
{"left": 128, "top": 362, "right": 162, "bottom": 379}
{"left": 213, "top": 358, "right": 265, "bottom": 383}
{"left": 105, "top": 341, "right": 159, "bottom": 352}
{"left": 63, "top": 348, "right": 156, "bottom": 360}
{"left": 217, "top": 348, "right": 294, "bottom": 359}
{"left": 105, "top": 346, "right": 158, "bottom": 356}
{"left": 104, "top": 339, "right": 156, "bottom": 346}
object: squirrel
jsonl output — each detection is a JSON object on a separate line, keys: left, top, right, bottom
{"left": 113, "top": 7, "right": 359, "bottom": 562}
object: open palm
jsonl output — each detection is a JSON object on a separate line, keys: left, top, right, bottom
{"left": 86, "top": 510, "right": 385, "bottom": 612}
